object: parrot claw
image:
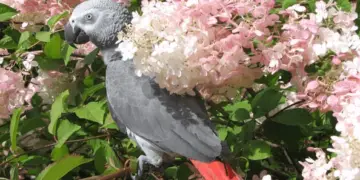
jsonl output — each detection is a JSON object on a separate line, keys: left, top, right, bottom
{"left": 131, "top": 175, "right": 139, "bottom": 180}
{"left": 131, "top": 155, "right": 150, "bottom": 180}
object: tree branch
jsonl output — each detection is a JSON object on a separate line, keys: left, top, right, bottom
{"left": 282, "top": 147, "right": 301, "bottom": 176}
{"left": 269, "top": 100, "right": 306, "bottom": 119}
{"left": 245, "top": 88, "right": 256, "bottom": 97}
{"left": 11, "top": 21, "right": 45, "bottom": 26}
{"left": 0, "top": 134, "right": 108, "bottom": 167}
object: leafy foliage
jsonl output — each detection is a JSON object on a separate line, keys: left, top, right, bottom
{"left": 0, "top": 0, "right": 355, "bottom": 179}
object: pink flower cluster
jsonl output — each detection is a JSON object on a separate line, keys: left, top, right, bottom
{"left": 286, "top": 1, "right": 360, "bottom": 180}
{"left": 31, "top": 70, "right": 74, "bottom": 104}
{"left": 1, "top": 0, "right": 83, "bottom": 23}
{"left": 74, "top": 42, "right": 97, "bottom": 56}
{"left": 2, "top": 0, "right": 125, "bottom": 56}
{"left": 0, "top": 49, "right": 8, "bottom": 56}
{"left": 0, "top": 67, "right": 75, "bottom": 119}
{"left": 1, "top": 0, "right": 130, "bottom": 18}
{"left": 0, "top": 68, "right": 36, "bottom": 119}
{"left": 116, "top": 0, "right": 360, "bottom": 179}
{"left": 299, "top": 147, "right": 332, "bottom": 180}
{"left": 117, "top": 0, "right": 277, "bottom": 97}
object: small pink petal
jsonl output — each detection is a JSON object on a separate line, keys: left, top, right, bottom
{"left": 254, "top": 30, "right": 264, "bottom": 36}
{"left": 207, "top": 17, "right": 217, "bottom": 25}
{"left": 217, "top": 12, "right": 231, "bottom": 22}
{"left": 308, "top": 102, "right": 319, "bottom": 108}
{"left": 327, "top": 95, "right": 339, "bottom": 106}
{"left": 316, "top": 94, "right": 327, "bottom": 102}
{"left": 332, "top": 56, "right": 341, "bottom": 65}
{"left": 305, "top": 80, "right": 319, "bottom": 92}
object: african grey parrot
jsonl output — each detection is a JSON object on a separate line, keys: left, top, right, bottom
{"left": 64, "top": 0, "right": 240, "bottom": 179}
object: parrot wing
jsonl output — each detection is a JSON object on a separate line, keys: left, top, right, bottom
{"left": 106, "top": 59, "right": 222, "bottom": 162}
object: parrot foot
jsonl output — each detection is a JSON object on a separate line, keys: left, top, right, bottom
{"left": 131, "top": 155, "right": 159, "bottom": 180}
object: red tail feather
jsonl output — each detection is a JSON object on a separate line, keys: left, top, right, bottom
{"left": 190, "top": 159, "right": 242, "bottom": 180}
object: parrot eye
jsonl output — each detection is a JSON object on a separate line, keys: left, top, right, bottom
{"left": 85, "top": 14, "right": 93, "bottom": 20}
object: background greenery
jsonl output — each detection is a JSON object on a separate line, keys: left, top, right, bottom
{"left": 0, "top": 0, "right": 357, "bottom": 179}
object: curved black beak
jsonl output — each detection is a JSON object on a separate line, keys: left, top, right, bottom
{"left": 64, "top": 22, "right": 90, "bottom": 45}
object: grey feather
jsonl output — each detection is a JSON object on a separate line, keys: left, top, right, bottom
{"left": 65, "top": 0, "right": 224, "bottom": 167}
{"left": 105, "top": 50, "right": 222, "bottom": 162}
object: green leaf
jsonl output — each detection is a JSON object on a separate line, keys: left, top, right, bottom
{"left": 101, "top": 114, "right": 119, "bottom": 130}
{"left": 0, "top": 35, "right": 17, "bottom": 49}
{"left": 88, "top": 139, "right": 122, "bottom": 173}
{"left": 272, "top": 108, "right": 313, "bottom": 126}
{"left": 93, "top": 146, "right": 117, "bottom": 173}
{"left": 74, "top": 102, "right": 105, "bottom": 124}
{"left": 233, "top": 120, "right": 256, "bottom": 141}
{"left": 3, "top": 27, "right": 20, "bottom": 43}
{"left": 18, "top": 31, "right": 30, "bottom": 46}
{"left": 87, "top": 139, "right": 104, "bottom": 154}
{"left": 243, "top": 140, "right": 272, "bottom": 160}
{"left": 10, "top": 108, "right": 22, "bottom": 152}
{"left": 217, "top": 127, "right": 228, "bottom": 141}
{"left": 93, "top": 148, "right": 109, "bottom": 173}
{"left": 165, "top": 166, "right": 178, "bottom": 178}
{"left": 307, "top": 0, "right": 317, "bottom": 12}
{"left": 36, "top": 55, "right": 64, "bottom": 71}
{"left": 10, "top": 166, "right": 19, "bottom": 180}
{"left": 282, "top": 0, "right": 297, "bottom": 9}
{"left": 336, "top": 0, "right": 351, "bottom": 12}
{"left": 44, "top": 33, "right": 63, "bottom": 59}
{"left": 84, "top": 48, "right": 100, "bottom": 64}
{"left": 224, "top": 100, "right": 251, "bottom": 113}
{"left": 30, "top": 93, "right": 43, "bottom": 107}
{"left": 256, "top": 70, "right": 292, "bottom": 87}
{"left": 129, "top": 159, "right": 138, "bottom": 173}
{"left": 82, "top": 82, "right": 105, "bottom": 102}
{"left": 51, "top": 145, "right": 69, "bottom": 161}
{"left": 231, "top": 108, "right": 250, "bottom": 121}
{"left": 20, "top": 113, "right": 46, "bottom": 135}
{"left": 18, "top": 35, "right": 37, "bottom": 50}
{"left": 262, "top": 120, "right": 305, "bottom": 151}
{"left": 83, "top": 76, "right": 95, "bottom": 87}
{"left": 176, "top": 164, "right": 192, "bottom": 180}
{"left": 251, "top": 88, "right": 283, "bottom": 118}
{"left": 21, "top": 156, "right": 50, "bottom": 166}
{"left": 35, "top": 31, "right": 51, "bottom": 42}
{"left": 0, "top": 3, "right": 18, "bottom": 21}
{"left": 48, "top": 90, "right": 70, "bottom": 135}
{"left": 55, "top": 119, "right": 81, "bottom": 148}
{"left": 61, "top": 43, "right": 76, "bottom": 65}
{"left": 47, "top": 11, "right": 69, "bottom": 29}
{"left": 36, "top": 155, "right": 92, "bottom": 180}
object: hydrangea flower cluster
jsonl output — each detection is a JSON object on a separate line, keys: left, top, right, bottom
{"left": 2, "top": 0, "right": 84, "bottom": 30}
{"left": 282, "top": 1, "right": 360, "bottom": 180}
{"left": 2, "top": 0, "right": 130, "bottom": 21}
{"left": 116, "top": 0, "right": 360, "bottom": 179}
{"left": 0, "top": 68, "right": 36, "bottom": 118}
{"left": 117, "top": 0, "right": 277, "bottom": 97}
{"left": 31, "top": 70, "right": 75, "bottom": 104}
{"left": 0, "top": 0, "right": 104, "bottom": 119}
{"left": 2, "top": 0, "right": 129, "bottom": 32}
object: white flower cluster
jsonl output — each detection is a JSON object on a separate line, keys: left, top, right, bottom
{"left": 116, "top": 1, "right": 206, "bottom": 95}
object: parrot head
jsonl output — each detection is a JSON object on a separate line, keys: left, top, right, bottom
{"left": 64, "top": 0, "right": 131, "bottom": 48}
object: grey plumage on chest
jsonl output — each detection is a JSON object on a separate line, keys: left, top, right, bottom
{"left": 105, "top": 59, "right": 222, "bottom": 162}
